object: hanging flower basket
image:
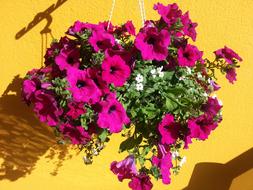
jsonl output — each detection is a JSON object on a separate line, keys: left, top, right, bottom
{"left": 21, "top": 2, "right": 242, "bottom": 189}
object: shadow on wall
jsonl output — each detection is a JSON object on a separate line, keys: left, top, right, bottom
{"left": 0, "top": 75, "right": 72, "bottom": 181}
{"left": 183, "top": 148, "right": 253, "bottom": 190}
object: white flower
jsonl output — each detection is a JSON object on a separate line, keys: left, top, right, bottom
{"left": 186, "top": 66, "right": 192, "bottom": 74}
{"left": 158, "top": 71, "right": 164, "bottom": 78}
{"left": 157, "top": 66, "right": 163, "bottom": 73}
{"left": 179, "top": 156, "right": 187, "bottom": 167}
{"left": 172, "top": 151, "right": 179, "bottom": 159}
{"left": 212, "top": 94, "right": 217, "bottom": 98}
{"left": 136, "top": 83, "right": 144, "bottom": 91}
{"left": 203, "top": 92, "right": 208, "bottom": 97}
{"left": 218, "top": 99, "right": 223, "bottom": 106}
{"left": 197, "top": 72, "right": 202, "bottom": 79}
{"left": 179, "top": 76, "right": 185, "bottom": 81}
{"left": 135, "top": 74, "right": 144, "bottom": 83}
{"left": 150, "top": 69, "right": 156, "bottom": 75}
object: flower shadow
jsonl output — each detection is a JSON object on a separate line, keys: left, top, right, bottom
{"left": 0, "top": 75, "right": 72, "bottom": 181}
{"left": 183, "top": 148, "right": 253, "bottom": 190}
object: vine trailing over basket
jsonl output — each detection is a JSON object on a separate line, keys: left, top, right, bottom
{"left": 21, "top": 2, "right": 242, "bottom": 189}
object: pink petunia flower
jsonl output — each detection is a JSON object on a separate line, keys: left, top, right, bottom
{"left": 89, "top": 30, "right": 116, "bottom": 52}
{"left": 59, "top": 123, "right": 91, "bottom": 144}
{"left": 110, "top": 155, "right": 138, "bottom": 182}
{"left": 22, "top": 79, "right": 37, "bottom": 104}
{"left": 128, "top": 173, "right": 153, "bottom": 190}
{"left": 101, "top": 55, "right": 131, "bottom": 87}
{"left": 158, "top": 114, "right": 180, "bottom": 145}
{"left": 67, "top": 68, "right": 102, "bottom": 104}
{"left": 67, "top": 20, "right": 97, "bottom": 35}
{"left": 135, "top": 27, "right": 170, "bottom": 61}
{"left": 154, "top": 3, "right": 182, "bottom": 27}
{"left": 55, "top": 48, "right": 80, "bottom": 71}
{"left": 181, "top": 12, "right": 198, "bottom": 41}
{"left": 184, "top": 114, "right": 218, "bottom": 148}
{"left": 66, "top": 102, "right": 86, "bottom": 119}
{"left": 152, "top": 144, "right": 173, "bottom": 184}
{"left": 214, "top": 46, "right": 242, "bottom": 64}
{"left": 33, "top": 90, "right": 62, "bottom": 126}
{"left": 97, "top": 99, "right": 130, "bottom": 133}
{"left": 124, "top": 21, "right": 136, "bottom": 36}
{"left": 209, "top": 80, "right": 221, "bottom": 91}
{"left": 178, "top": 44, "right": 203, "bottom": 67}
{"left": 201, "top": 97, "right": 222, "bottom": 117}
{"left": 225, "top": 68, "right": 237, "bottom": 84}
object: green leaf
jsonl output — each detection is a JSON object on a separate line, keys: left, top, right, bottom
{"left": 119, "top": 135, "right": 143, "bottom": 153}
{"left": 99, "top": 129, "right": 109, "bottom": 142}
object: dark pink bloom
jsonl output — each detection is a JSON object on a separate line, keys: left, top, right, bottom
{"left": 67, "top": 20, "right": 96, "bottom": 35}
{"left": 154, "top": 3, "right": 182, "bottom": 26}
{"left": 33, "top": 90, "right": 62, "bottom": 126}
{"left": 67, "top": 68, "right": 102, "bottom": 103}
{"left": 202, "top": 97, "right": 222, "bottom": 117}
{"left": 124, "top": 21, "right": 136, "bottom": 36}
{"left": 181, "top": 12, "right": 197, "bottom": 41}
{"left": 210, "top": 80, "right": 221, "bottom": 91}
{"left": 158, "top": 114, "right": 180, "bottom": 145}
{"left": 89, "top": 30, "right": 116, "bottom": 52}
{"left": 185, "top": 115, "right": 218, "bottom": 148}
{"left": 110, "top": 155, "right": 137, "bottom": 181}
{"left": 22, "top": 79, "right": 37, "bottom": 103}
{"left": 55, "top": 48, "right": 80, "bottom": 71}
{"left": 97, "top": 99, "right": 130, "bottom": 133}
{"left": 102, "top": 55, "right": 131, "bottom": 87}
{"left": 66, "top": 102, "right": 86, "bottom": 119}
{"left": 214, "top": 46, "right": 242, "bottom": 64}
{"left": 135, "top": 27, "right": 170, "bottom": 61}
{"left": 226, "top": 68, "right": 237, "bottom": 84}
{"left": 59, "top": 123, "right": 91, "bottom": 144}
{"left": 178, "top": 44, "right": 203, "bottom": 67}
{"left": 128, "top": 173, "right": 153, "bottom": 190}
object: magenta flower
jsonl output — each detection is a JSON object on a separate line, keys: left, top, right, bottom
{"left": 201, "top": 97, "right": 222, "bottom": 117}
{"left": 67, "top": 20, "right": 96, "bottom": 35}
{"left": 102, "top": 55, "right": 131, "bottom": 87}
{"left": 55, "top": 48, "right": 80, "bottom": 71}
{"left": 154, "top": 3, "right": 182, "bottom": 27}
{"left": 111, "top": 155, "right": 137, "bottom": 182}
{"left": 59, "top": 123, "right": 91, "bottom": 144}
{"left": 158, "top": 114, "right": 180, "bottom": 145}
{"left": 152, "top": 144, "right": 172, "bottom": 184}
{"left": 185, "top": 115, "right": 218, "bottom": 148}
{"left": 89, "top": 30, "right": 116, "bottom": 52}
{"left": 124, "top": 21, "right": 136, "bottom": 36}
{"left": 97, "top": 99, "right": 130, "bottom": 133}
{"left": 135, "top": 27, "right": 170, "bottom": 61}
{"left": 181, "top": 12, "right": 198, "bottom": 41}
{"left": 225, "top": 68, "right": 237, "bottom": 84}
{"left": 214, "top": 46, "right": 242, "bottom": 64}
{"left": 67, "top": 68, "right": 102, "bottom": 104}
{"left": 33, "top": 90, "right": 62, "bottom": 126}
{"left": 210, "top": 80, "right": 221, "bottom": 91}
{"left": 66, "top": 102, "right": 86, "bottom": 119}
{"left": 22, "top": 79, "right": 37, "bottom": 103}
{"left": 178, "top": 44, "right": 203, "bottom": 67}
{"left": 128, "top": 173, "right": 153, "bottom": 190}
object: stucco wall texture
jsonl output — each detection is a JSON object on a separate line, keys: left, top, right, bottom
{"left": 0, "top": 0, "right": 253, "bottom": 189}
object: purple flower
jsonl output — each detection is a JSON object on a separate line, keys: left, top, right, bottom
{"left": 59, "top": 123, "right": 91, "bottom": 144}
{"left": 102, "top": 55, "right": 131, "bottom": 87}
{"left": 55, "top": 48, "right": 80, "bottom": 71}
{"left": 184, "top": 115, "right": 218, "bottom": 148}
{"left": 33, "top": 90, "right": 62, "bottom": 126}
{"left": 152, "top": 144, "right": 172, "bottom": 184}
{"left": 124, "top": 21, "right": 136, "bottom": 36}
{"left": 181, "top": 12, "right": 198, "bottom": 41}
{"left": 89, "top": 30, "right": 116, "bottom": 52}
{"left": 67, "top": 68, "right": 102, "bottom": 104}
{"left": 97, "top": 99, "right": 130, "bottom": 133}
{"left": 158, "top": 114, "right": 180, "bottom": 145}
{"left": 214, "top": 46, "right": 242, "bottom": 64}
{"left": 22, "top": 79, "right": 37, "bottom": 103}
{"left": 110, "top": 155, "right": 137, "bottom": 181}
{"left": 66, "top": 102, "right": 86, "bottom": 119}
{"left": 128, "top": 173, "right": 153, "bottom": 190}
{"left": 67, "top": 20, "right": 96, "bottom": 35}
{"left": 178, "top": 44, "right": 203, "bottom": 67}
{"left": 226, "top": 68, "right": 237, "bottom": 84}
{"left": 135, "top": 27, "right": 170, "bottom": 61}
{"left": 210, "top": 80, "right": 221, "bottom": 91}
{"left": 153, "top": 3, "right": 182, "bottom": 27}
{"left": 201, "top": 97, "right": 222, "bottom": 117}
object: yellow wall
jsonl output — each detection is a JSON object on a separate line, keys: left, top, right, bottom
{"left": 0, "top": 0, "right": 253, "bottom": 189}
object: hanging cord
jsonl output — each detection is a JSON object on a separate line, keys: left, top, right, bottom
{"left": 138, "top": 0, "right": 146, "bottom": 26}
{"left": 107, "top": 0, "right": 116, "bottom": 30}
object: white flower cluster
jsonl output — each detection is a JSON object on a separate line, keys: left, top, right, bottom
{"left": 135, "top": 74, "right": 144, "bottom": 91}
{"left": 150, "top": 66, "right": 164, "bottom": 78}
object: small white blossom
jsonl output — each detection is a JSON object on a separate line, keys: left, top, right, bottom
{"left": 218, "top": 99, "right": 223, "bottom": 106}
{"left": 136, "top": 83, "right": 144, "bottom": 91}
{"left": 172, "top": 151, "right": 179, "bottom": 159}
{"left": 186, "top": 67, "right": 192, "bottom": 74}
{"left": 158, "top": 71, "right": 164, "bottom": 78}
{"left": 197, "top": 72, "right": 202, "bottom": 79}
{"left": 157, "top": 66, "right": 163, "bottom": 73}
{"left": 212, "top": 94, "right": 217, "bottom": 98}
{"left": 135, "top": 74, "right": 144, "bottom": 83}
{"left": 203, "top": 92, "right": 208, "bottom": 97}
{"left": 179, "top": 76, "right": 185, "bottom": 81}
{"left": 179, "top": 156, "right": 187, "bottom": 167}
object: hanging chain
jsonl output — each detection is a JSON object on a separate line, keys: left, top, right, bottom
{"left": 107, "top": 0, "right": 116, "bottom": 30}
